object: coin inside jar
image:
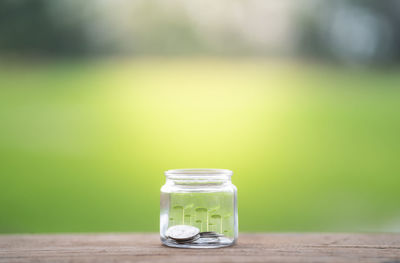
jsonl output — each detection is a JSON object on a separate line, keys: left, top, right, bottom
{"left": 199, "top": 231, "right": 224, "bottom": 238}
{"left": 166, "top": 225, "right": 200, "bottom": 241}
{"left": 174, "top": 233, "right": 200, "bottom": 243}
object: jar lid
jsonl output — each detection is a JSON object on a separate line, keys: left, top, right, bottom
{"left": 165, "top": 169, "right": 233, "bottom": 177}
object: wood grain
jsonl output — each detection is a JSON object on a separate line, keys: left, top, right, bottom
{"left": 0, "top": 233, "right": 399, "bottom": 263}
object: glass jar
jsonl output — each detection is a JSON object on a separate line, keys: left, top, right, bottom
{"left": 160, "top": 169, "right": 238, "bottom": 248}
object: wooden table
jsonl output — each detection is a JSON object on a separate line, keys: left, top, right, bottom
{"left": 1, "top": 233, "right": 399, "bottom": 262}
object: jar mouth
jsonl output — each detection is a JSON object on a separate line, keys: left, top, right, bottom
{"left": 165, "top": 169, "right": 233, "bottom": 177}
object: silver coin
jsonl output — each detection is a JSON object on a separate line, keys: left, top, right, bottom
{"left": 200, "top": 231, "right": 216, "bottom": 235}
{"left": 174, "top": 233, "right": 200, "bottom": 243}
{"left": 199, "top": 231, "right": 224, "bottom": 238}
{"left": 166, "top": 225, "right": 200, "bottom": 241}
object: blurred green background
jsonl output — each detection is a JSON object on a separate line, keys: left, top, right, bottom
{"left": 1, "top": 0, "right": 400, "bottom": 233}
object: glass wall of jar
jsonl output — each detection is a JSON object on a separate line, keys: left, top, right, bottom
{"left": 160, "top": 169, "right": 238, "bottom": 248}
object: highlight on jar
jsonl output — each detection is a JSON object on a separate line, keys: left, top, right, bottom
{"left": 160, "top": 169, "right": 238, "bottom": 248}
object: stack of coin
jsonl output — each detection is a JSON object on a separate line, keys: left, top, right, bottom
{"left": 166, "top": 225, "right": 223, "bottom": 244}
{"left": 199, "top": 231, "right": 224, "bottom": 238}
{"left": 166, "top": 225, "right": 200, "bottom": 243}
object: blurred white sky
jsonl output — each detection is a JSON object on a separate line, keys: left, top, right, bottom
{"left": 48, "top": 0, "right": 309, "bottom": 54}
{"left": 43, "top": 0, "right": 398, "bottom": 63}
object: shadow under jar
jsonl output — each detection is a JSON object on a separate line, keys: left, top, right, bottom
{"left": 160, "top": 169, "right": 238, "bottom": 248}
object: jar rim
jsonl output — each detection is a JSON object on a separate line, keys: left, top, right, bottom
{"left": 165, "top": 168, "right": 233, "bottom": 177}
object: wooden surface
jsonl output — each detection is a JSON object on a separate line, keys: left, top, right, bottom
{"left": 1, "top": 233, "right": 399, "bottom": 263}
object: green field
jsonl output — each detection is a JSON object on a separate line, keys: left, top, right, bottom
{"left": 1, "top": 58, "right": 399, "bottom": 233}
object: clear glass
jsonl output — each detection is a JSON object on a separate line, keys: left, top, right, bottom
{"left": 160, "top": 169, "right": 238, "bottom": 248}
